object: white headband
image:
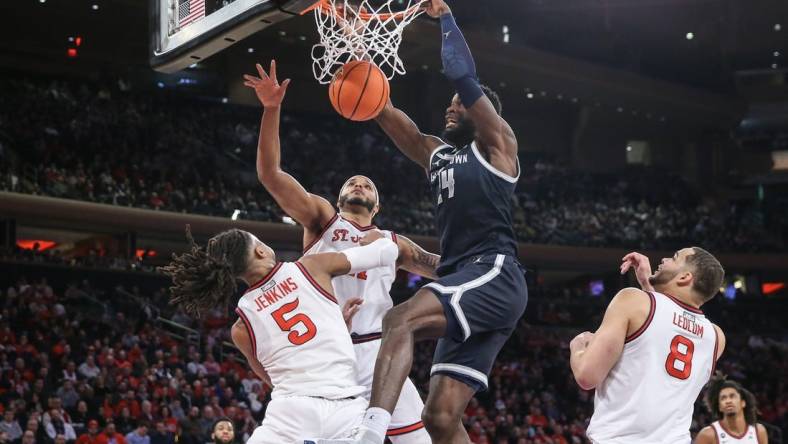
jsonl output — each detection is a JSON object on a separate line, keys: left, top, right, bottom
{"left": 340, "top": 175, "right": 379, "bottom": 205}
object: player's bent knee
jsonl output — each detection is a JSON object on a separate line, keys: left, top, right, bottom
{"left": 421, "top": 405, "right": 458, "bottom": 436}
{"left": 381, "top": 304, "right": 410, "bottom": 333}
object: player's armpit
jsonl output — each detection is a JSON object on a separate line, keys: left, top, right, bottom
{"left": 466, "top": 99, "right": 519, "bottom": 177}
{"left": 395, "top": 235, "right": 440, "bottom": 280}
{"left": 231, "top": 319, "right": 272, "bottom": 387}
{"left": 375, "top": 100, "right": 446, "bottom": 170}
{"left": 571, "top": 287, "right": 648, "bottom": 390}
{"left": 692, "top": 426, "right": 716, "bottom": 444}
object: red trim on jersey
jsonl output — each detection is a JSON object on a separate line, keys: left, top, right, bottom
{"left": 341, "top": 215, "right": 377, "bottom": 231}
{"left": 711, "top": 327, "right": 720, "bottom": 377}
{"left": 234, "top": 308, "right": 257, "bottom": 355}
{"left": 712, "top": 424, "right": 720, "bottom": 444}
{"left": 387, "top": 421, "right": 424, "bottom": 436}
{"left": 244, "top": 263, "right": 284, "bottom": 294}
{"left": 303, "top": 213, "right": 340, "bottom": 253}
{"left": 756, "top": 424, "right": 763, "bottom": 444}
{"left": 390, "top": 232, "right": 398, "bottom": 244}
{"left": 719, "top": 421, "right": 748, "bottom": 439}
{"left": 625, "top": 291, "right": 656, "bottom": 343}
{"left": 294, "top": 262, "right": 338, "bottom": 304}
{"left": 351, "top": 332, "right": 382, "bottom": 344}
{"left": 663, "top": 292, "right": 704, "bottom": 314}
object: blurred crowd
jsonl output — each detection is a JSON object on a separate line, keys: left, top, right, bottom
{"left": 0, "top": 77, "right": 784, "bottom": 253}
{"left": 1, "top": 262, "right": 785, "bottom": 444}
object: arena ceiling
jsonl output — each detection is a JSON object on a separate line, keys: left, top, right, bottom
{"left": 1, "top": 0, "right": 785, "bottom": 96}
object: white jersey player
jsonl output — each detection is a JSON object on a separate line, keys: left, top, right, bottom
{"left": 160, "top": 227, "right": 402, "bottom": 443}
{"left": 245, "top": 60, "right": 438, "bottom": 442}
{"left": 570, "top": 247, "right": 728, "bottom": 444}
{"left": 695, "top": 377, "right": 768, "bottom": 444}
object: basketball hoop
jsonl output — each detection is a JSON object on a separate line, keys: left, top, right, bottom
{"left": 302, "top": 0, "right": 426, "bottom": 84}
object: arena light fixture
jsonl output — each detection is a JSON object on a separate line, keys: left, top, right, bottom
{"left": 774, "top": 51, "right": 781, "bottom": 57}
{"left": 92, "top": 4, "right": 99, "bottom": 10}
{"left": 775, "top": 24, "right": 782, "bottom": 32}
{"left": 686, "top": 32, "right": 694, "bottom": 40}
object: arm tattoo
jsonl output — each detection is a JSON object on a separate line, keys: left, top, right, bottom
{"left": 399, "top": 236, "right": 440, "bottom": 279}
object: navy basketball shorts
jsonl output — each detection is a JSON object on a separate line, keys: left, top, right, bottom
{"left": 423, "top": 254, "right": 528, "bottom": 392}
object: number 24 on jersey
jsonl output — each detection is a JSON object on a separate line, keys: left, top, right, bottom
{"left": 437, "top": 168, "right": 455, "bottom": 205}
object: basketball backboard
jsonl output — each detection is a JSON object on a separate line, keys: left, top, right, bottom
{"left": 150, "top": 0, "right": 315, "bottom": 73}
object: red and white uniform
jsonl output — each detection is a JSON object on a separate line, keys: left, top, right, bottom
{"left": 710, "top": 421, "right": 760, "bottom": 444}
{"left": 587, "top": 291, "right": 720, "bottom": 444}
{"left": 236, "top": 262, "right": 366, "bottom": 443}
{"left": 305, "top": 214, "right": 429, "bottom": 440}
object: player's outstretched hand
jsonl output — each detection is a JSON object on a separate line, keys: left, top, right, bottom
{"left": 359, "top": 230, "right": 385, "bottom": 246}
{"left": 570, "top": 331, "right": 594, "bottom": 353}
{"left": 620, "top": 252, "right": 655, "bottom": 291}
{"left": 421, "top": 0, "right": 451, "bottom": 18}
{"left": 243, "top": 60, "right": 291, "bottom": 108}
{"left": 342, "top": 297, "right": 363, "bottom": 331}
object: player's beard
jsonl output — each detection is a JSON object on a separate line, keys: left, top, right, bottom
{"left": 339, "top": 194, "right": 375, "bottom": 212}
{"left": 648, "top": 268, "right": 679, "bottom": 288}
{"left": 442, "top": 117, "right": 475, "bottom": 148}
{"left": 213, "top": 436, "right": 233, "bottom": 444}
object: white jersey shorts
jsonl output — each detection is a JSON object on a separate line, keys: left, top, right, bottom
{"left": 353, "top": 338, "right": 427, "bottom": 437}
{"left": 248, "top": 396, "right": 366, "bottom": 444}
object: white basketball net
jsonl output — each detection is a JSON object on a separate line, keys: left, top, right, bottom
{"left": 310, "top": 0, "right": 426, "bottom": 84}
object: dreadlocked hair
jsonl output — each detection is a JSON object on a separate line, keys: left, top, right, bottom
{"left": 704, "top": 372, "right": 759, "bottom": 425}
{"left": 159, "top": 226, "right": 252, "bottom": 318}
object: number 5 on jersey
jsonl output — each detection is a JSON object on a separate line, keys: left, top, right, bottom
{"left": 271, "top": 298, "right": 317, "bottom": 345}
{"left": 437, "top": 168, "right": 455, "bottom": 205}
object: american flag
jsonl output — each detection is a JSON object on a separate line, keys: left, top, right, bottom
{"left": 178, "top": 0, "right": 205, "bottom": 27}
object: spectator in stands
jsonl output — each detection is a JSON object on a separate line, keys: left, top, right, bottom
{"left": 209, "top": 418, "right": 233, "bottom": 444}
{"left": 147, "top": 424, "right": 172, "bottom": 444}
{"left": 0, "top": 411, "right": 22, "bottom": 443}
{"left": 76, "top": 420, "right": 101, "bottom": 444}
{"left": 77, "top": 357, "right": 100, "bottom": 381}
{"left": 21, "top": 431, "right": 35, "bottom": 444}
{"left": 124, "top": 424, "right": 149, "bottom": 444}
{"left": 96, "top": 423, "right": 125, "bottom": 444}
{"left": 176, "top": 408, "right": 200, "bottom": 444}
{"left": 44, "top": 409, "right": 76, "bottom": 442}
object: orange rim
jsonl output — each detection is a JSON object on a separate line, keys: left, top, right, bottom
{"left": 300, "top": 0, "right": 423, "bottom": 21}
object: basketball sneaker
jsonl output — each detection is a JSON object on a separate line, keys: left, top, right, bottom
{"left": 303, "top": 425, "right": 383, "bottom": 444}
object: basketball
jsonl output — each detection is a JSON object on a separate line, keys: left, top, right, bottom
{"left": 329, "top": 60, "right": 390, "bottom": 121}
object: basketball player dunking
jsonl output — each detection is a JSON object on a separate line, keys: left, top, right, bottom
{"left": 695, "top": 376, "right": 768, "bottom": 444}
{"left": 243, "top": 60, "right": 436, "bottom": 443}
{"left": 570, "top": 249, "right": 728, "bottom": 444}
{"left": 321, "top": 0, "right": 528, "bottom": 442}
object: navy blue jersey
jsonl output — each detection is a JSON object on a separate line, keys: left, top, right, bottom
{"left": 428, "top": 141, "right": 520, "bottom": 276}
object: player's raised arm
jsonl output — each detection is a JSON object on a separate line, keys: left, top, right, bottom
{"left": 375, "top": 100, "right": 446, "bottom": 170}
{"left": 244, "top": 60, "right": 335, "bottom": 233}
{"left": 427, "top": 0, "right": 518, "bottom": 173}
{"left": 570, "top": 287, "right": 651, "bottom": 390}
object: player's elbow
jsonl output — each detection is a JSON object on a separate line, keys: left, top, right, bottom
{"left": 573, "top": 365, "right": 601, "bottom": 390}
{"left": 257, "top": 168, "right": 282, "bottom": 187}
